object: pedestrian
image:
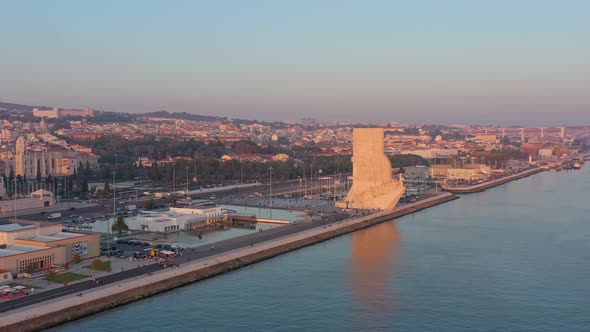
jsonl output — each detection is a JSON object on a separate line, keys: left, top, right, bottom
{"left": 121, "top": 267, "right": 124, "bottom": 272}
{"left": 250, "top": 242, "right": 253, "bottom": 247}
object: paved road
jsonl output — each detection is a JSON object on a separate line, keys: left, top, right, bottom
{"left": 0, "top": 215, "right": 346, "bottom": 313}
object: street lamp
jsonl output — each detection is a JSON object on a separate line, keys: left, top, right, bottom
{"left": 318, "top": 169, "right": 323, "bottom": 196}
{"left": 172, "top": 162, "right": 176, "bottom": 193}
{"left": 108, "top": 171, "right": 116, "bottom": 257}
{"left": 185, "top": 166, "right": 189, "bottom": 194}
{"left": 310, "top": 162, "right": 314, "bottom": 196}
{"left": 65, "top": 166, "right": 70, "bottom": 207}
{"left": 13, "top": 178, "right": 17, "bottom": 220}
{"left": 269, "top": 166, "right": 273, "bottom": 218}
{"left": 240, "top": 158, "right": 243, "bottom": 184}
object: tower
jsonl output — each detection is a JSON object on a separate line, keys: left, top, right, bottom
{"left": 39, "top": 117, "right": 47, "bottom": 133}
{"left": 338, "top": 128, "right": 405, "bottom": 210}
{"left": 15, "top": 136, "right": 26, "bottom": 177}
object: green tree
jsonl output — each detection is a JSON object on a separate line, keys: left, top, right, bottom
{"left": 85, "top": 160, "right": 91, "bottom": 177}
{"left": 144, "top": 199, "right": 157, "bottom": 210}
{"left": 81, "top": 178, "right": 89, "bottom": 193}
{"left": 103, "top": 180, "right": 110, "bottom": 194}
{"left": 112, "top": 216, "right": 129, "bottom": 235}
{"left": 232, "top": 140, "right": 260, "bottom": 154}
{"left": 389, "top": 154, "right": 430, "bottom": 169}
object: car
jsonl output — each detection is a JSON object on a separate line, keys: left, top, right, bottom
{"left": 68, "top": 207, "right": 76, "bottom": 211}
{"left": 40, "top": 211, "right": 47, "bottom": 215}
{"left": 118, "top": 253, "right": 131, "bottom": 259}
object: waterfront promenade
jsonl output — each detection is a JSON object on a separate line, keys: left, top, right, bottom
{"left": 442, "top": 167, "right": 544, "bottom": 194}
{"left": 0, "top": 193, "right": 457, "bottom": 331}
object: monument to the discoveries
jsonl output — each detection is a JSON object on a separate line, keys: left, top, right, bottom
{"left": 339, "top": 128, "right": 405, "bottom": 210}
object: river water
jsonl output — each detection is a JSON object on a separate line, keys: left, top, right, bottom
{"left": 53, "top": 167, "right": 590, "bottom": 331}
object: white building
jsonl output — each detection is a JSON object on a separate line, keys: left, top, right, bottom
{"left": 538, "top": 148, "right": 554, "bottom": 160}
{"left": 400, "top": 149, "right": 458, "bottom": 160}
{"left": 403, "top": 166, "right": 431, "bottom": 180}
{"left": 124, "top": 206, "right": 224, "bottom": 233}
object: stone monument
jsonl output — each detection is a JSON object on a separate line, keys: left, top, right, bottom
{"left": 338, "top": 128, "right": 405, "bottom": 210}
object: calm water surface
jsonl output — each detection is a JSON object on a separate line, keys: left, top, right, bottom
{"left": 54, "top": 167, "right": 590, "bottom": 331}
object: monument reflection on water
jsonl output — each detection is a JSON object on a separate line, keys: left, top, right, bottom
{"left": 349, "top": 221, "right": 401, "bottom": 318}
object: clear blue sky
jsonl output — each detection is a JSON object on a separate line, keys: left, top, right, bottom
{"left": 1, "top": 0, "right": 589, "bottom": 125}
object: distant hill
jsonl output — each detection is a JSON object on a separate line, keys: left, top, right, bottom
{"left": 0, "top": 102, "right": 45, "bottom": 111}
{"left": 0, "top": 101, "right": 269, "bottom": 125}
{"left": 142, "top": 111, "right": 222, "bottom": 122}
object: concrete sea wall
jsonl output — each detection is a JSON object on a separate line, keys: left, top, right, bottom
{"left": 0, "top": 193, "right": 458, "bottom": 332}
{"left": 443, "top": 167, "right": 544, "bottom": 194}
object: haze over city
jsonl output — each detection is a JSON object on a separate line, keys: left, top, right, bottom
{"left": 1, "top": 0, "right": 589, "bottom": 125}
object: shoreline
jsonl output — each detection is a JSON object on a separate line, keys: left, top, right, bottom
{"left": 0, "top": 193, "right": 458, "bottom": 332}
{"left": 442, "top": 167, "right": 544, "bottom": 194}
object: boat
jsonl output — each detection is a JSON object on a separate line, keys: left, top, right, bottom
{"left": 573, "top": 162, "right": 582, "bottom": 169}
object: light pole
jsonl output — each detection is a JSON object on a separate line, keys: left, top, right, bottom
{"left": 13, "top": 179, "right": 17, "bottom": 220}
{"left": 172, "top": 162, "right": 176, "bottom": 193}
{"left": 303, "top": 160, "right": 307, "bottom": 197}
{"left": 333, "top": 176, "right": 337, "bottom": 203}
{"left": 108, "top": 171, "right": 115, "bottom": 257}
{"left": 310, "top": 162, "right": 314, "bottom": 196}
{"left": 269, "top": 166, "right": 273, "bottom": 218}
{"left": 240, "top": 158, "right": 243, "bottom": 184}
{"left": 65, "top": 166, "right": 70, "bottom": 207}
{"left": 185, "top": 166, "right": 189, "bottom": 194}
{"left": 318, "top": 169, "right": 323, "bottom": 196}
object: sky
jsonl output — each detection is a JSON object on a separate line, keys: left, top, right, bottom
{"left": 0, "top": 0, "right": 589, "bottom": 125}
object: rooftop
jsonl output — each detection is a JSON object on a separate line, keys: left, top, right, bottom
{"left": 0, "top": 244, "right": 48, "bottom": 257}
{"left": 25, "top": 232, "right": 84, "bottom": 243}
{"left": 0, "top": 224, "right": 35, "bottom": 232}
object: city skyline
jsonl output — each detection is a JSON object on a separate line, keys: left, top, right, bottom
{"left": 1, "top": 1, "right": 589, "bottom": 125}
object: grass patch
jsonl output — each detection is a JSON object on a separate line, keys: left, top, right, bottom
{"left": 45, "top": 272, "right": 89, "bottom": 283}
{"left": 84, "top": 259, "right": 112, "bottom": 271}
{"left": 8, "top": 282, "right": 42, "bottom": 289}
